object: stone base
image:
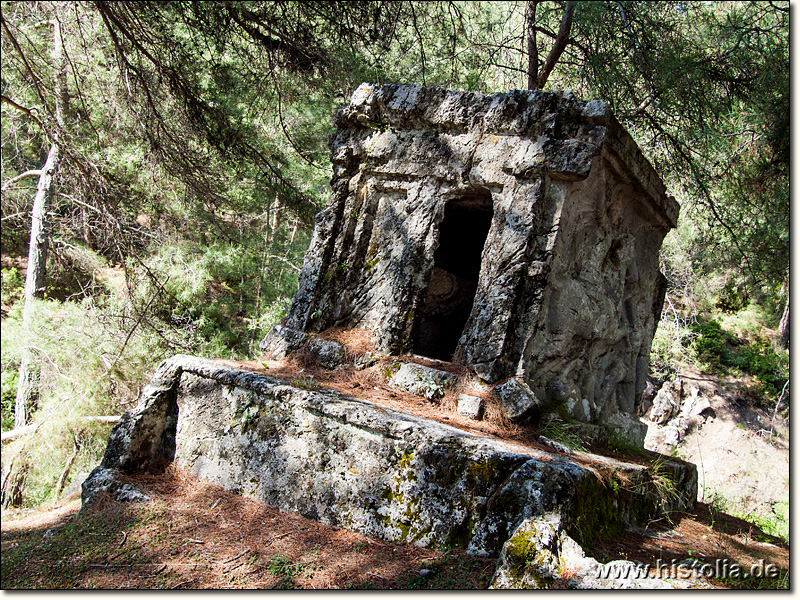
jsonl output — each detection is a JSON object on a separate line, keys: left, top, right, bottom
{"left": 84, "top": 355, "right": 698, "bottom": 559}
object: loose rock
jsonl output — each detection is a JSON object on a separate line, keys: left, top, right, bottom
{"left": 457, "top": 394, "right": 485, "bottom": 421}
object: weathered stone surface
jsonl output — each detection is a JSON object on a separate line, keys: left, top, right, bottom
{"left": 681, "top": 387, "right": 710, "bottom": 417}
{"left": 691, "top": 396, "right": 712, "bottom": 416}
{"left": 605, "top": 413, "right": 649, "bottom": 448}
{"left": 60, "top": 471, "right": 89, "bottom": 501}
{"left": 649, "top": 378, "right": 682, "bottom": 425}
{"left": 637, "top": 375, "right": 661, "bottom": 417}
{"left": 353, "top": 351, "right": 380, "bottom": 370}
{"left": 259, "top": 325, "right": 307, "bottom": 360}
{"left": 490, "top": 514, "right": 563, "bottom": 589}
{"left": 95, "top": 356, "right": 184, "bottom": 473}
{"left": 81, "top": 467, "right": 151, "bottom": 511}
{"left": 387, "top": 362, "right": 458, "bottom": 400}
{"left": 86, "top": 355, "right": 697, "bottom": 559}
{"left": 260, "top": 83, "right": 679, "bottom": 439}
{"left": 306, "top": 338, "right": 344, "bottom": 370}
{"left": 493, "top": 378, "right": 541, "bottom": 420}
{"left": 537, "top": 435, "right": 574, "bottom": 455}
{"left": 457, "top": 394, "right": 484, "bottom": 420}
{"left": 576, "top": 560, "right": 675, "bottom": 590}
{"left": 491, "top": 514, "right": 676, "bottom": 589}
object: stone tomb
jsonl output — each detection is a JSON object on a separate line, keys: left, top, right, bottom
{"left": 83, "top": 86, "right": 696, "bottom": 582}
{"left": 262, "top": 83, "right": 679, "bottom": 437}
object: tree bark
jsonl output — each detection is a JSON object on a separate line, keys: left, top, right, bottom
{"left": 14, "top": 19, "right": 66, "bottom": 429}
{"left": 14, "top": 140, "right": 60, "bottom": 429}
{"left": 269, "top": 195, "right": 281, "bottom": 240}
{"left": 2, "top": 416, "right": 120, "bottom": 443}
{"left": 2, "top": 169, "right": 43, "bottom": 191}
{"left": 535, "top": 0, "right": 576, "bottom": 90}
{"left": 777, "top": 291, "right": 789, "bottom": 350}
{"left": 53, "top": 435, "right": 81, "bottom": 500}
{"left": 1, "top": 456, "right": 28, "bottom": 509}
{"left": 525, "top": 1, "right": 540, "bottom": 90}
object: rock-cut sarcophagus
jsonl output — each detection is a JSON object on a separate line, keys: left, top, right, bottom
{"left": 261, "top": 83, "right": 679, "bottom": 433}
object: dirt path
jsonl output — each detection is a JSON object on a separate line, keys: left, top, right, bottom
{"left": 644, "top": 366, "right": 789, "bottom": 537}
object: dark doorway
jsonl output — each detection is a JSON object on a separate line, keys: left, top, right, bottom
{"left": 412, "top": 188, "right": 493, "bottom": 360}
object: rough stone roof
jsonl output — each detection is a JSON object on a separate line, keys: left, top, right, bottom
{"left": 336, "top": 83, "right": 678, "bottom": 228}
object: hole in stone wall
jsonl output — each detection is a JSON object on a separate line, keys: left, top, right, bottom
{"left": 412, "top": 188, "right": 493, "bottom": 361}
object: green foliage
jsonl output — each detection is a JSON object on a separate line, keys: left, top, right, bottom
{"left": 688, "top": 319, "right": 736, "bottom": 369}
{"left": 290, "top": 371, "right": 318, "bottom": 391}
{"left": 0, "top": 297, "right": 170, "bottom": 505}
{"left": 705, "top": 483, "right": 789, "bottom": 544}
{"left": 637, "top": 457, "right": 680, "bottom": 507}
{"left": 128, "top": 227, "right": 306, "bottom": 359}
{"left": 716, "top": 280, "right": 749, "bottom": 314}
{"left": 650, "top": 313, "right": 697, "bottom": 379}
{"left": 541, "top": 419, "right": 586, "bottom": 452}
{"left": 1, "top": 267, "right": 23, "bottom": 305}
{"left": 718, "top": 573, "right": 789, "bottom": 591}
{"left": 264, "top": 554, "right": 311, "bottom": 588}
{"left": 0, "top": 499, "right": 144, "bottom": 588}
{"left": 0, "top": 0, "right": 789, "bottom": 521}
{"left": 0, "top": 361, "right": 17, "bottom": 432}
{"left": 729, "top": 341, "right": 788, "bottom": 401}
{"left": 685, "top": 318, "right": 788, "bottom": 401}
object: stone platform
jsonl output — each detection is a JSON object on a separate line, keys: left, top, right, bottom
{"left": 84, "top": 356, "right": 697, "bottom": 560}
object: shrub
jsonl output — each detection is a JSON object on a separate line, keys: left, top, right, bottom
{"left": 650, "top": 312, "right": 697, "bottom": 378}
{"left": 1, "top": 298, "right": 169, "bottom": 506}
{"left": 684, "top": 318, "right": 788, "bottom": 402}
{"left": 131, "top": 238, "right": 305, "bottom": 359}
{"left": 687, "top": 319, "right": 737, "bottom": 369}
{"left": 1, "top": 267, "right": 24, "bottom": 306}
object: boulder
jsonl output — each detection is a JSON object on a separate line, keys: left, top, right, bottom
{"left": 259, "top": 325, "right": 307, "bottom": 360}
{"left": 353, "top": 351, "right": 380, "bottom": 370}
{"left": 387, "top": 362, "right": 458, "bottom": 400}
{"left": 306, "top": 338, "right": 344, "bottom": 370}
{"left": 80, "top": 467, "right": 151, "bottom": 511}
{"left": 490, "top": 514, "right": 675, "bottom": 589}
{"left": 493, "top": 378, "right": 542, "bottom": 420}
{"left": 605, "top": 413, "right": 649, "bottom": 448}
{"left": 490, "top": 514, "right": 563, "bottom": 589}
{"left": 649, "top": 379, "right": 682, "bottom": 425}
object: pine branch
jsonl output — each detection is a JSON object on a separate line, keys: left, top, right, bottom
{"left": 2, "top": 169, "right": 42, "bottom": 191}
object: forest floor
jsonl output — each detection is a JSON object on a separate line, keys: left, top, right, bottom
{"left": 0, "top": 462, "right": 789, "bottom": 590}
{"left": 644, "top": 365, "right": 790, "bottom": 539}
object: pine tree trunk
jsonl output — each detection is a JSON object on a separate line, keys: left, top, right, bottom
{"left": 53, "top": 437, "right": 81, "bottom": 500}
{"left": 14, "top": 141, "right": 59, "bottom": 429}
{"left": 13, "top": 19, "right": 65, "bottom": 429}
{"left": 777, "top": 291, "right": 789, "bottom": 350}
{"left": 269, "top": 195, "right": 281, "bottom": 240}
{"left": 525, "top": 1, "right": 539, "bottom": 90}
{"left": 1, "top": 447, "right": 29, "bottom": 509}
